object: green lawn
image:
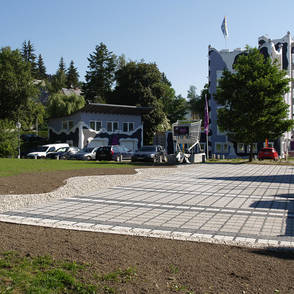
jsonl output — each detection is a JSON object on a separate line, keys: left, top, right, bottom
{"left": 0, "top": 158, "right": 134, "bottom": 177}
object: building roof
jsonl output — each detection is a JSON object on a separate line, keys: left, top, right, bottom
{"left": 61, "top": 88, "right": 82, "bottom": 96}
{"left": 80, "top": 103, "right": 152, "bottom": 115}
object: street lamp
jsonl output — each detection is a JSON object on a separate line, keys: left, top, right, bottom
{"left": 16, "top": 121, "right": 21, "bottom": 159}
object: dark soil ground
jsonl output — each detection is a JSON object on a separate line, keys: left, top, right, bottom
{"left": 0, "top": 166, "right": 294, "bottom": 293}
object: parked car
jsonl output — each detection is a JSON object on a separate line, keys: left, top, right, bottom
{"left": 257, "top": 147, "right": 279, "bottom": 161}
{"left": 26, "top": 143, "right": 69, "bottom": 159}
{"left": 46, "top": 146, "right": 80, "bottom": 159}
{"left": 68, "top": 146, "right": 99, "bottom": 160}
{"left": 131, "top": 145, "right": 167, "bottom": 163}
{"left": 96, "top": 145, "right": 133, "bottom": 161}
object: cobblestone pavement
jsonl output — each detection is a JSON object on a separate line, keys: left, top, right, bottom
{"left": 1, "top": 164, "right": 294, "bottom": 248}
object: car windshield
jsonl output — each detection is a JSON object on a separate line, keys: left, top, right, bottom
{"left": 56, "top": 147, "right": 69, "bottom": 152}
{"left": 262, "top": 148, "right": 274, "bottom": 152}
{"left": 82, "top": 147, "right": 94, "bottom": 153}
{"left": 139, "top": 146, "right": 156, "bottom": 152}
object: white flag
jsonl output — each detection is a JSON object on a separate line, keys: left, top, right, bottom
{"left": 221, "top": 16, "right": 228, "bottom": 38}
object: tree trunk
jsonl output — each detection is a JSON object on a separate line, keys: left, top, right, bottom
{"left": 249, "top": 143, "right": 254, "bottom": 162}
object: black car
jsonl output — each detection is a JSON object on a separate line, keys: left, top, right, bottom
{"left": 46, "top": 146, "right": 80, "bottom": 159}
{"left": 96, "top": 145, "right": 133, "bottom": 161}
{"left": 131, "top": 145, "right": 167, "bottom": 163}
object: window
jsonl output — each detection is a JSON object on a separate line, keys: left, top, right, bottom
{"left": 237, "top": 143, "right": 245, "bottom": 153}
{"left": 215, "top": 143, "right": 222, "bottom": 153}
{"left": 107, "top": 121, "right": 119, "bottom": 132}
{"left": 223, "top": 143, "right": 229, "bottom": 153}
{"left": 62, "top": 121, "right": 74, "bottom": 130}
{"left": 113, "top": 122, "right": 118, "bottom": 131}
{"left": 123, "top": 122, "right": 134, "bottom": 132}
{"left": 248, "top": 143, "right": 258, "bottom": 153}
{"left": 89, "top": 121, "right": 102, "bottom": 131}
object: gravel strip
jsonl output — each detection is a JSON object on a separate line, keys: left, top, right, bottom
{"left": 0, "top": 166, "right": 192, "bottom": 213}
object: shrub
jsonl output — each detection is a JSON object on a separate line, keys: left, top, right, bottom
{"left": 0, "top": 119, "right": 18, "bottom": 157}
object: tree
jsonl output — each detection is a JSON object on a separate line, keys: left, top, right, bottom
{"left": 112, "top": 61, "right": 169, "bottom": 143}
{"left": 0, "top": 47, "right": 37, "bottom": 120}
{"left": 18, "top": 98, "right": 46, "bottom": 131}
{"left": 58, "top": 57, "right": 66, "bottom": 73}
{"left": 66, "top": 60, "right": 79, "bottom": 88}
{"left": 49, "top": 57, "right": 67, "bottom": 93}
{"left": 188, "top": 84, "right": 208, "bottom": 121}
{"left": 36, "top": 54, "right": 47, "bottom": 80}
{"left": 47, "top": 93, "right": 85, "bottom": 118}
{"left": 83, "top": 42, "right": 116, "bottom": 102}
{"left": 0, "top": 119, "right": 18, "bottom": 157}
{"left": 214, "top": 47, "right": 294, "bottom": 161}
{"left": 160, "top": 83, "right": 187, "bottom": 123}
{"left": 21, "top": 40, "right": 37, "bottom": 78}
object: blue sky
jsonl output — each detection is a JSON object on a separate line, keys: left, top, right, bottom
{"left": 1, "top": 0, "right": 294, "bottom": 97}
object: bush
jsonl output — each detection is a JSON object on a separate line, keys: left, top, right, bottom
{"left": 0, "top": 119, "right": 18, "bottom": 157}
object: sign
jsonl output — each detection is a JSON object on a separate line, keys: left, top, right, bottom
{"left": 173, "top": 126, "right": 189, "bottom": 136}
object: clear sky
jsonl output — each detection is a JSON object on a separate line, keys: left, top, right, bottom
{"left": 1, "top": 0, "right": 294, "bottom": 97}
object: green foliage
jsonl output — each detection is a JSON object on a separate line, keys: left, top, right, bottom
{"left": 83, "top": 42, "right": 116, "bottom": 102}
{"left": 215, "top": 47, "right": 294, "bottom": 160}
{"left": 0, "top": 119, "right": 18, "bottom": 158}
{"left": 66, "top": 60, "right": 80, "bottom": 88}
{"left": 0, "top": 47, "right": 37, "bottom": 120}
{"left": 112, "top": 61, "right": 176, "bottom": 143}
{"left": 18, "top": 98, "right": 46, "bottom": 131}
{"left": 47, "top": 93, "right": 85, "bottom": 118}
{"left": 21, "top": 40, "right": 37, "bottom": 78}
{"left": 187, "top": 84, "right": 208, "bottom": 122}
{"left": 36, "top": 54, "right": 47, "bottom": 80}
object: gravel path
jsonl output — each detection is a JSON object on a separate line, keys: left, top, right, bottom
{"left": 0, "top": 166, "right": 189, "bottom": 213}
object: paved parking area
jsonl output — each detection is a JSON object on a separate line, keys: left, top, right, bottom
{"left": 1, "top": 163, "right": 294, "bottom": 248}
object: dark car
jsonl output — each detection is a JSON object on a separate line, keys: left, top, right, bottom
{"left": 131, "top": 145, "right": 167, "bottom": 163}
{"left": 258, "top": 147, "right": 279, "bottom": 161}
{"left": 46, "top": 146, "right": 80, "bottom": 159}
{"left": 96, "top": 145, "right": 133, "bottom": 161}
{"left": 68, "top": 146, "right": 99, "bottom": 160}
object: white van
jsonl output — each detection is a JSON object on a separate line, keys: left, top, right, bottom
{"left": 26, "top": 143, "right": 69, "bottom": 159}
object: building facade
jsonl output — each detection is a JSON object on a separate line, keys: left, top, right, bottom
{"left": 48, "top": 103, "right": 151, "bottom": 151}
{"left": 208, "top": 32, "right": 294, "bottom": 158}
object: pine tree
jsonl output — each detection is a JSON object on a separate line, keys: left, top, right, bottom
{"left": 66, "top": 60, "right": 79, "bottom": 88}
{"left": 36, "top": 54, "right": 47, "bottom": 80}
{"left": 49, "top": 57, "right": 67, "bottom": 93}
{"left": 58, "top": 57, "right": 66, "bottom": 73}
{"left": 21, "top": 40, "right": 37, "bottom": 78}
{"left": 83, "top": 42, "right": 116, "bottom": 102}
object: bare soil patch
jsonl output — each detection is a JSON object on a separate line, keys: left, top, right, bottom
{"left": 0, "top": 166, "right": 293, "bottom": 293}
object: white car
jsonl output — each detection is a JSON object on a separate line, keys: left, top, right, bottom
{"left": 26, "top": 143, "right": 69, "bottom": 159}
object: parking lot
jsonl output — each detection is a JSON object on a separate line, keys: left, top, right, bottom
{"left": 0, "top": 163, "right": 294, "bottom": 248}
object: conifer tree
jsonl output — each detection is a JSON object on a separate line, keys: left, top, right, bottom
{"left": 21, "top": 40, "right": 37, "bottom": 78}
{"left": 66, "top": 60, "right": 79, "bottom": 88}
{"left": 83, "top": 42, "right": 116, "bottom": 102}
{"left": 36, "top": 54, "right": 47, "bottom": 80}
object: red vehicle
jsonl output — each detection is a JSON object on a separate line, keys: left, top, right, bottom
{"left": 257, "top": 147, "right": 278, "bottom": 161}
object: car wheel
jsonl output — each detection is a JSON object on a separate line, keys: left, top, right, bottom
{"left": 86, "top": 156, "right": 91, "bottom": 161}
